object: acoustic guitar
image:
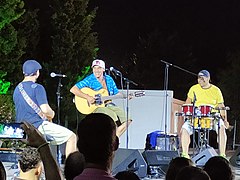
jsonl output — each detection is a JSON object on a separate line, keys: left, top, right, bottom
{"left": 74, "top": 87, "right": 145, "bottom": 114}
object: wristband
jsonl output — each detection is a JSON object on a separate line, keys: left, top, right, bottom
{"left": 37, "top": 142, "right": 49, "bottom": 152}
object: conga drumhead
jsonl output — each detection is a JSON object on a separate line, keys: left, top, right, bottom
{"left": 182, "top": 104, "right": 194, "bottom": 116}
{"left": 198, "top": 104, "right": 214, "bottom": 117}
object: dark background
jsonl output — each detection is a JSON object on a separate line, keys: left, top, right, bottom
{"left": 86, "top": 0, "right": 240, "bottom": 101}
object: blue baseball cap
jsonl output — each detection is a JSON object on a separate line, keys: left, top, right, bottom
{"left": 198, "top": 70, "right": 210, "bottom": 78}
{"left": 22, "top": 60, "right": 42, "bottom": 76}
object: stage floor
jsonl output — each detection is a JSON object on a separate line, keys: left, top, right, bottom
{"left": 3, "top": 149, "right": 240, "bottom": 180}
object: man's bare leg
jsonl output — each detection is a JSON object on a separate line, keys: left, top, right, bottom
{"left": 65, "top": 133, "right": 77, "bottom": 158}
{"left": 116, "top": 120, "right": 132, "bottom": 137}
{"left": 218, "top": 125, "right": 227, "bottom": 156}
{"left": 181, "top": 128, "right": 191, "bottom": 158}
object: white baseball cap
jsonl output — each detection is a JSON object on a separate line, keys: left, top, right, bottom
{"left": 91, "top": 59, "right": 105, "bottom": 69}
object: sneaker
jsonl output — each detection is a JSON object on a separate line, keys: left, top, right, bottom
{"left": 219, "top": 154, "right": 226, "bottom": 158}
{"left": 181, "top": 152, "right": 190, "bottom": 159}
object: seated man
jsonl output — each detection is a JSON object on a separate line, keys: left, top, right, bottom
{"left": 180, "top": 70, "right": 229, "bottom": 158}
{"left": 13, "top": 59, "right": 77, "bottom": 158}
{"left": 70, "top": 59, "right": 132, "bottom": 137}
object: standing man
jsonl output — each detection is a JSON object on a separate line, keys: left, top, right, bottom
{"left": 70, "top": 59, "right": 132, "bottom": 137}
{"left": 180, "top": 70, "right": 229, "bottom": 158}
{"left": 13, "top": 59, "right": 77, "bottom": 158}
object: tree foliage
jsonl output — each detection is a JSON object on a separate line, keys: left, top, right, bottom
{"left": 0, "top": 0, "right": 25, "bottom": 56}
{"left": 0, "top": 0, "right": 40, "bottom": 87}
{"left": 123, "top": 28, "right": 196, "bottom": 100}
{"left": 0, "top": 0, "right": 40, "bottom": 123}
{"left": 217, "top": 50, "right": 240, "bottom": 121}
{"left": 46, "top": 0, "right": 98, "bottom": 129}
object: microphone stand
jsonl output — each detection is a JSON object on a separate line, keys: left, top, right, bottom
{"left": 160, "top": 60, "right": 197, "bottom": 151}
{"left": 161, "top": 60, "right": 171, "bottom": 150}
{"left": 123, "top": 76, "right": 138, "bottom": 149}
{"left": 115, "top": 71, "right": 138, "bottom": 149}
{"left": 56, "top": 77, "right": 63, "bottom": 164}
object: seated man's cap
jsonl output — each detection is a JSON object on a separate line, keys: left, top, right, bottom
{"left": 22, "top": 60, "right": 42, "bottom": 76}
{"left": 91, "top": 59, "right": 105, "bottom": 70}
{"left": 198, "top": 70, "right": 210, "bottom": 78}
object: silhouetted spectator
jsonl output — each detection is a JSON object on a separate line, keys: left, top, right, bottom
{"left": 0, "top": 161, "right": 6, "bottom": 180}
{"left": 165, "top": 156, "right": 195, "bottom": 180}
{"left": 114, "top": 170, "right": 140, "bottom": 180}
{"left": 175, "top": 166, "right": 211, "bottom": 180}
{"left": 16, "top": 146, "right": 42, "bottom": 180}
{"left": 64, "top": 151, "right": 85, "bottom": 180}
{"left": 74, "top": 113, "right": 119, "bottom": 180}
{"left": 203, "top": 156, "right": 234, "bottom": 180}
{"left": 21, "top": 121, "right": 62, "bottom": 180}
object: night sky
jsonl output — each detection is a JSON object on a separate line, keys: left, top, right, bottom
{"left": 89, "top": 0, "right": 240, "bottom": 61}
{"left": 87, "top": 0, "right": 240, "bottom": 99}
{"left": 28, "top": 0, "right": 240, "bottom": 100}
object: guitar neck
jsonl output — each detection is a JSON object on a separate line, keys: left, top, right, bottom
{"left": 101, "top": 94, "right": 124, "bottom": 102}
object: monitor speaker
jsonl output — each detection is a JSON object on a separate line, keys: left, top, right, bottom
{"left": 192, "top": 147, "right": 218, "bottom": 167}
{"left": 142, "top": 150, "right": 179, "bottom": 165}
{"left": 229, "top": 147, "right": 240, "bottom": 167}
{"left": 112, "top": 148, "right": 147, "bottom": 178}
{"left": 142, "top": 150, "right": 179, "bottom": 174}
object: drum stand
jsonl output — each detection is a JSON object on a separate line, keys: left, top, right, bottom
{"left": 191, "top": 94, "right": 198, "bottom": 156}
{"left": 197, "top": 121, "right": 211, "bottom": 151}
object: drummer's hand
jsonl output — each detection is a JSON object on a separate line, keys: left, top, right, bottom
{"left": 21, "top": 121, "right": 46, "bottom": 148}
{"left": 224, "top": 120, "right": 229, "bottom": 129}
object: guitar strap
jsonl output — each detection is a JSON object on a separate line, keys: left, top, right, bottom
{"left": 18, "top": 83, "right": 48, "bottom": 121}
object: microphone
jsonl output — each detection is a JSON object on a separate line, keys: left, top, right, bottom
{"left": 50, "top": 72, "right": 67, "bottom": 78}
{"left": 109, "top": 67, "right": 122, "bottom": 75}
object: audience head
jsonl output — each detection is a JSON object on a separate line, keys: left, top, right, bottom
{"left": 64, "top": 151, "right": 85, "bottom": 180}
{"left": 114, "top": 170, "right": 140, "bottom": 180}
{"left": 77, "top": 113, "right": 118, "bottom": 169}
{"left": 0, "top": 161, "right": 6, "bottom": 180}
{"left": 18, "top": 146, "right": 42, "bottom": 179}
{"left": 165, "top": 157, "right": 195, "bottom": 180}
{"left": 175, "top": 166, "right": 210, "bottom": 180}
{"left": 203, "top": 156, "right": 234, "bottom": 180}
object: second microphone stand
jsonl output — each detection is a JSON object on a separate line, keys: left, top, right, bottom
{"left": 56, "top": 77, "right": 63, "bottom": 164}
{"left": 160, "top": 60, "right": 197, "bottom": 151}
{"left": 115, "top": 71, "right": 138, "bottom": 149}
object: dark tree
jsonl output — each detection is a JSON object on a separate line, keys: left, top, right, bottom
{"left": 47, "top": 0, "right": 98, "bottom": 129}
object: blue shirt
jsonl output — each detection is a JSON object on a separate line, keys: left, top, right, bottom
{"left": 13, "top": 81, "right": 48, "bottom": 128}
{"left": 75, "top": 74, "right": 119, "bottom": 95}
